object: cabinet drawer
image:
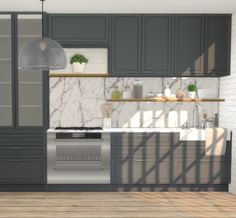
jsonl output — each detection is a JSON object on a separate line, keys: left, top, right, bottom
{"left": 49, "top": 15, "right": 109, "bottom": 43}
{"left": 112, "top": 145, "right": 171, "bottom": 160}
{"left": 0, "top": 159, "right": 45, "bottom": 184}
{"left": 174, "top": 159, "right": 231, "bottom": 184}
{"left": 0, "top": 134, "right": 45, "bottom": 145}
{"left": 175, "top": 141, "right": 205, "bottom": 158}
{"left": 0, "top": 146, "right": 44, "bottom": 158}
{"left": 175, "top": 141, "right": 231, "bottom": 158}
{"left": 111, "top": 159, "right": 170, "bottom": 184}
{"left": 111, "top": 133, "right": 179, "bottom": 146}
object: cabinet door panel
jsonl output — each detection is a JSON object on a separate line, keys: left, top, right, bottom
{"left": 205, "top": 15, "right": 231, "bottom": 76}
{"left": 0, "top": 15, "right": 12, "bottom": 127}
{"left": 0, "top": 159, "right": 45, "bottom": 184}
{"left": 174, "top": 159, "right": 231, "bottom": 184}
{"left": 142, "top": 15, "right": 172, "bottom": 75}
{"left": 112, "top": 159, "right": 170, "bottom": 184}
{"left": 174, "top": 15, "right": 204, "bottom": 76}
{"left": 50, "top": 15, "right": 109, "bottom": 43}
{"left": 17, "top": 15, "right": 43, "bottom": 127}
{"left": 111, "top": 15, "right": 141, "bottom": 74}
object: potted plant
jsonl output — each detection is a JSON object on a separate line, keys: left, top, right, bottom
{"left": 188, "top": 83, "right": 197, "bottom": 99}
{"left": 70, "top": 54, "right": 88, "bottom": 73}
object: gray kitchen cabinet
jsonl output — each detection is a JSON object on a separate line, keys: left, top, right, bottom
{"left": 205, "top": 15, "right": 231, "bottom": 76}
{"left": 174, "top": 15, "right": 204, "bottom": 76}
{"left": 0, "top": 159, "right": 45, "bottom": 184}
{"left": 111, "top": 15, "right": 142, "bottom": 75}
{"left": 0, "top": 13, "right": 47, "bottom": 129}
{"left": 111, "top": 133, "right": 178, "bottom": 184}
{"left": 142, "top": 15, "right": 172, "bottom": 75}
{"left": 0, "top": 13, "right": 47, "bottom": 185}
{"left": 111, "top": 133, "right": 231, "bottom": 186}
{"left": 49, "top": 14, "right": 109, "bottom": 44}
{"left": 0, "top": 14, "right": 13, "bottom": 127}
{"left": 112, "top": 159, "right": 170, "bottom": 184}
{"left": 17, "top": 14, "right": 44, "bottom": 127}
{"left": 173, "top": 141, "right": 231, "bottom": 184}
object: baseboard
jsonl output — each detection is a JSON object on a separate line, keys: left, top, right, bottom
{"left": 0, "top": 184, "right": 229, "bottom": 192}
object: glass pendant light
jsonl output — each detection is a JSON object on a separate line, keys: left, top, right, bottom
{"left": 18, "top": 0, "right": 67, "bottom": 70}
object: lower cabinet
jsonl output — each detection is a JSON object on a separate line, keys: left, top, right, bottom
{"left": 0, "top": 133, "right": 46, "bottom": 184}
{"left": 173, "top": 159, "right": 231, "bottom": 184}
{"left": 111, "top": 133, "right": 176, "bottom": 185}
{"left": 111, "top": 133, "right": 231, "bottom": 186}
{"left": 0, "top": 159, "right": 45, "bottom": 184}
{"left": 172, "top": 141, "right": 231, "bottom": 185}
{"left": 112, "top": 159, "right": 170, "bottom": 184}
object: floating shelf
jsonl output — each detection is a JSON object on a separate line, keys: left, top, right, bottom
{"left": 48, "top": 73, "right": 109, "bottom": 78}
{"left": 107, "top": 98, "right": 225, "bottom": 103}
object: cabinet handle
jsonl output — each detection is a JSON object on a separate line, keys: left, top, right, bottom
{"left": 9, "top": 135, "right": 21, "bottom": 137}
{"left": 9, "top": 160, "right": 23, "bottom": 162}
{"left": 134, "top": 159, "right": 146, "bottom": 162}
{"left": 9, "top": 147, "right": 24, "bottom": 150}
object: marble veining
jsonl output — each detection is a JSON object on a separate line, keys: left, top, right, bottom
{"left": 50, "top": 77, "right": 219, "bottom": 128}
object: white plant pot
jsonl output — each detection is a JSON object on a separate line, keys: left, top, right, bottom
{"left": 188, "top": 91, "right": 196, "bottom": 99}
{"left": 72, "top": 62, "right": 86, "bottom": 73}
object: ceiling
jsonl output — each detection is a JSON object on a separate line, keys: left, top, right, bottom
{"left": 1, "top": 0, "right": 236, "bottom": 13}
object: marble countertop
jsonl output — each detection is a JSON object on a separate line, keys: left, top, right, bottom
{"left": 47, "top": 127, "right": 192, "bottom": 133}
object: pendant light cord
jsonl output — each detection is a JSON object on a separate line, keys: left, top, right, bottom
{"left": 41, "top": 0, "right": 45, "bottom": 37}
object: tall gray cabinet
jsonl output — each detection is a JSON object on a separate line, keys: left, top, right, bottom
{"left": 0, "top": 13, "right": 46, "bottom": 184}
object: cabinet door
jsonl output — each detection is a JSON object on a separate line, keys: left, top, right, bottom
{"left": 0, "top": 159, "right": 45, "bottom": 184}
{"left": 49, "top": 14, "right": 109, "bottom": 44}
{"left": 205, "top": 15, "right": 231, "bottom": 76}
{"left": 0, "top": 15, "right": 13, "bottom": 127}
{"left": 112, "top": 159, "right": 170, "bottom": 184}
{"left": 111, "top": 15, "right": 141, "bottom": 75}
{"left": 142, "top": 15, "right": 172, "bottom": 75}
{"left": 174, "top": 15, "right": 204, "bottom": 76}
{"left": 17, "top": 15, "right": 43, "bottom": 127}
{"left": 174, "top": 159, "right": 231, "bottom": 184}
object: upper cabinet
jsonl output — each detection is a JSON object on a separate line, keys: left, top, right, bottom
{"left": 142, "top": 15, "right": 172, "bottom": 76}
{"left": 48, "top": 14, "right": 231, "bottom": 77}
{"left": 0, "top": 15, "right": 13, "bottom": 127}
{"left": 174, "top": 15, "right": 204, "bottom": 76}
{"left": 205, "top": 15, "right": 231, "bottom": 76}
{"left": 0, "top": 13, "right": 47, "bottom": 130}
{"left": 49, "top": 14, "right": 109, "bottom": 45}
{"left": 111, "top": 15, "right": 141, "bottom": 75}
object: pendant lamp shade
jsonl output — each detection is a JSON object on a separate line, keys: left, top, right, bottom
{"left": 18, "top": 0, "right": 67, "bottom": 70}
{"left": 19, "top": 37, "right": 67, "bottom": 70}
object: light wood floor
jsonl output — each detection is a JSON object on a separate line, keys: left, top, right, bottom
{"left": 0, "top": 192, "right": 236, "bottom": 217}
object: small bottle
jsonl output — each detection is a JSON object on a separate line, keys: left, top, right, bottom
{"left": 214, "top": 114, "right": 219, "bottom": 127}
{"left": 133, "top": 79, "right": 143, "bottom": 99}
{"left": 111, "top": 86, "right": 121, "bottom": 100}
{"left": 122, "top": 84, "right": 132, "bottom": 99}
{"left": 164, "top": 84, "right": 171, "bottom": 97}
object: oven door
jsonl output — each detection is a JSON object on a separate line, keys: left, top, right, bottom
{"left": 47, "top": 133, "right": 110, "bottom": 184}
{"left": 55, "top": 139, "right": 103, "bottom": 171}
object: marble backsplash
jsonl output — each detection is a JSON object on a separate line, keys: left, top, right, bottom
{"left": 50, "top": 77, "right": 219, "bottom": 128}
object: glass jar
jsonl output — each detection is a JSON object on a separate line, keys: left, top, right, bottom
{"left": 133, "top": 79, "right": 143, "bottom": 99}
{"left": 122, "top": 84, "right": 132, "bottom": 99}
{"left": 111, "top": 86, "right": 121, "bottom": 100}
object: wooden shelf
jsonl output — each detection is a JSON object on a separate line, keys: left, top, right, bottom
{"left": 107, "top": 98, "right": 225, "bottom": 103}
{"left": 48, "top": 73, "right": 109, "bottom": 78}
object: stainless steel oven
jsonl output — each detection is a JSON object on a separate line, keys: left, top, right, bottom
{"left": 47, "top": 130, "right": 110, "bottom": 184}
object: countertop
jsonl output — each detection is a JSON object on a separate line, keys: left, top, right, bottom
{"left": 47, "top": 128, "right": 183, "bottom": 133}
{"left": 47, "top": 128, "right": 230, "bottom": 141}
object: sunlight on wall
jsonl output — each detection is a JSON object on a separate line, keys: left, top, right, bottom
{"left": 208, "top": 43, "right": 216, "bottom": 71}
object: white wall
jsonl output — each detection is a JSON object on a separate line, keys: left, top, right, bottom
{"left": 1, "top": 0, "right": 236, "bottom": 13}
{"left": 220, "top": 13, "right": 236, "bottom": 195}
